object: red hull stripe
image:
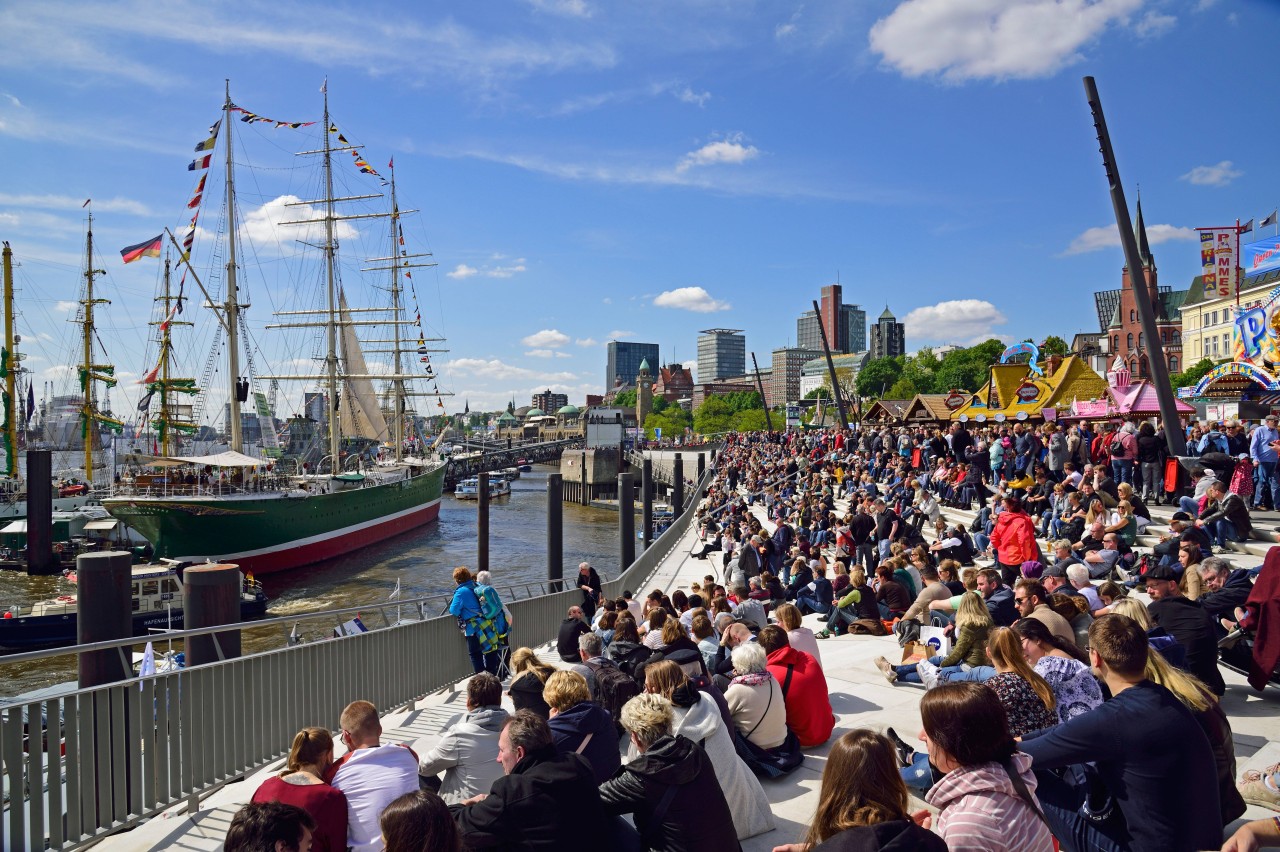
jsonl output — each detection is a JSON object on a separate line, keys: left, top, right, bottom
{"left": 176, "top": 498, "right": 441, "bottom": 575}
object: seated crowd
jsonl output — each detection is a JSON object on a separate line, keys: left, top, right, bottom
{"left": 226, "top": 426, "right": 1279, "bottom": 852}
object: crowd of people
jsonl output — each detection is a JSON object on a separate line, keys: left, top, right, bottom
{"left": 223, "top": 417, "right": 1280, "bottom": 852}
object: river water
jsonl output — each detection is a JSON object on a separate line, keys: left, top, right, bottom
{"left": 0, "top": 467, "right": 628, "bottom": 696}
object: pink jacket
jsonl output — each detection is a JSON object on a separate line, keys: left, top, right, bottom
{"left": 925, "top": 752, "right": 1054, "bottom": 852}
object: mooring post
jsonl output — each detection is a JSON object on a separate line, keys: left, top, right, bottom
{"left": 642, "top": 457, "right": 653, "bottom": 548}
{"left": 76, "top": 550, "right": 134, "bottom": 687}
{"left": 580, "top": 452, "right": 590, "bottom": 507}
{"left": 618, "top": 471, "right": 635, "bottom": 571}
{"left": 477, "top": 472, "right": 489, "bottom": 575}
{"left": 184, "top": 563, "right": 242, "bottom": 666}
{"left": 673, "top": 453, "right": 685, "bottom": 513}
{"left": 547, "top": 473, "right": 563, "bottom": 590}
{"left": 26, "top": 449, "right": 55, "bottom": 575}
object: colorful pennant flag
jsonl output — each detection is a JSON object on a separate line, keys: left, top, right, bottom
{"left": 194, "top": 133, "right": 217, "bottom": 152}
{"left": 188, "top": 154, "right": 212, "bottom": 171}
{"left": 138, "top": 362, "right": 161, "bottom": 384}
{"left": 120, "top": 235, "right": 163, "bottom": 264}
{"left": 188, "top": 174, "right": 207, "bottom": 209}
{"left": 229, "top": 105, "right": 315, "bottom": 128}
{"left": 158, "top": 302, "right": 180, "bottom": 332}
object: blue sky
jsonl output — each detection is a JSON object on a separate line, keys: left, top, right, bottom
{"left": 0, "top": 0, "right": 1273, "bottom": 419}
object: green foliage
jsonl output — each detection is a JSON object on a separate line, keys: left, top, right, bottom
{"left": 856, "top": 356, "right": 904, "bottom": 398}
{"left": 887, "top": 377, "right": 919, "bottom": 399}
{"left": 1170, "top": 357, "right": 1218, "bottom": 393}
{"left": 652, "top": 397, "right": 669, "bottom": 413}
{"left": 721, "top": 390, "right": 763, "bottom": 413}
{"left": 693, "top": 396, "right": 734, "bottom": 435}
{"left": 1041, "top": 335, "right": 1069, "bottom": 357}
{"left": 732, "top": 408, "right": 769, "bottom": 432}
{"left": 804, "top": 386, "right": 831, "bottom": 400}
{"left": 644, "top": 406, "right": 691, "bottom": 440}
{"left": 612, "top": 389, "right": 637, "bottom": 408}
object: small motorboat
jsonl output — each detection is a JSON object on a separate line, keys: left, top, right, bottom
{"left": 454, "top": 477, "right": 511, "bottom": 500}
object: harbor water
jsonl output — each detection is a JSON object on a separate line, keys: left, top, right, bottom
{"left": 0, "top": 467, "right": 628, "bottom": 696}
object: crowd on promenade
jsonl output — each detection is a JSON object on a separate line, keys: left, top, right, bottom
{"left": 223, "top": 417, "right": 1280, "bottom": 852}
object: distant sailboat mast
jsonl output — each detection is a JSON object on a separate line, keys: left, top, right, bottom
{"left": 2, "top": 241, "right": 16, "bottom": 478}
{"left": 222, "top": 80, "right": 245, "bottom": 454}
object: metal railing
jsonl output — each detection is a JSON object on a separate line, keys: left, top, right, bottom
{"left": 0, "top": 446, "right": 719, "bottom": 851}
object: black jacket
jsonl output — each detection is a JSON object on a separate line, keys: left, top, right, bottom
{"left": 509, "top": 671, "right": 551, "bottom": 719}
{"left": 1149, "top": 596, "right": 1226, "bottom": 696}
{"left": 813, "top": 821, "right": 948, "bottom": 852}
{"left": 1200, "top": 493, "right": 1253, "bottom": 539}
{"left": 557, "top": 617, "right": 590, "bottom": 662}
{"left": 547, "top": 701, "right": 620, "bottom": 783}
{"left": 1199, "top": 568, "right": 1254, "bottom": 621}
{"left": 598, "top": 735, "right": 740, "bottom": 852}
{"left": 452, "top": 746, "right": 608, "bottom": 851}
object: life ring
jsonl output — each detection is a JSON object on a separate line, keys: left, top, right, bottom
{"left": 52, "top": 543, "right": 65, "bottom": 554}
{"left": 57, "top": 595, "right": 74, "bottom": 602}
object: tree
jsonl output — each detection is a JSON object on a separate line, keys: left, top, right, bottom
{"left": 887, "top": 377, "right": 918, "bottom": 399}
{"left": 644, "top": 406, "right": 690, "bottom": 440}
{"left": 652, "top": 397, "right": 669, "bottom": 413}
{"left": 693, "top": 396, "right": 734, "bottom": 435}
{"left": 1169, "top": 357, "right": 1217, "bottom": 394}
{"left": 731, "top": 408, "right": 769, "bottom": 432}
{"left": 1041, "top": 335, "right": 1069, "bottom": 357}
{"left": 900, "top": 350, "right": 939, "bottom": 395}
{"left": 804, "top": 386, "right": 831, "bottom": 400}
{"left": 855, "top": 356, "right": 904, "bottom": 398}
{"left": 722, "top": 390, "right": 763, "bottom": 413}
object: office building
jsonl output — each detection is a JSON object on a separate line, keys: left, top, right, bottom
{"left": 531, "top": 389, "right": 568, "bottom": 412}
{"left": 606, "top": 341, "right": 661, "bottom": 391}
{"left": 769, "top": 347, "right": 821, "bottom": 407}
{"left": 696, "top": 329, "right": 745, "bottom": 382}
{"left": 796, "top": 284, "right": 866, "bottom": 354}
{"left": 869, "top": 307, "right": 906, "bottom": 360}
{"left": 798, "top": 352, "right": 869, "bottom": 399}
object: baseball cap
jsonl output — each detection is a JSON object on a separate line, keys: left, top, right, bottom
{"left": 1041, "top": 565, "right": 1067, "bottom": 578}
{"left": 1170, "top": 511, "right": 1192, "bottom": 522}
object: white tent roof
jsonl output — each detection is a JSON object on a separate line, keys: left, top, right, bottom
{"left": 165, "top": 451, "right": 265, "bottom": 468}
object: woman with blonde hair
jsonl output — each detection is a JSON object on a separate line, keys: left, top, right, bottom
{"left": 543, "top": 670, "right": 619, "bottom": 783}
{"left": 773, "top": 602, "right": 821, "bottom": 668}
{"left": 773, "top": 729, "right": 946, "bottom": 852}
{"left": 642, "top": 661, "right": 775, "bottom": 840}
{"left": 983, "top": 627, "right": 1058, "bottom": 737}
{"left": 1105, "top": 500, "right": 1140, "bottom": 547}
{"left": 251, "top": 727, "right": 347, "bottom": 852}
{"left": 1111, "top": 597, "right": 1187, "bottom": 668}
{"left": 882, "top": 591, "right": 992, "bottom": 688}
{"left": 506, "top": 647, "right": 554, "bottom": 718}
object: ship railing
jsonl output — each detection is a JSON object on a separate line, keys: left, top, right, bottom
{"left": 0, "top": 445, "right": 719, "bottom": 851}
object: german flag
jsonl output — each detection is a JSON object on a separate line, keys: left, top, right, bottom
{"left": 120, "top": 234, "right": 163, "bottom": 264}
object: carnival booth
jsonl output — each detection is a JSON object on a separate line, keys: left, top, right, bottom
{"left": 1178, "top": 285, "right": 1280, "bottom": 420}
{"left": 950, "top": 344, "right": 1109, "bottom": 425}
{"left": 902, "top": 393, "right": 970, "bottom": 426}
{"left": 1062, "top": 358, "right": 1196, "bottom": 422}
{"left": 863, "top": 399, "right": 910, "bottom": 424}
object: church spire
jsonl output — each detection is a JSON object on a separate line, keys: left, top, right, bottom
{"left": 1135, "top": 196, "right": 1154, "bottom": 269}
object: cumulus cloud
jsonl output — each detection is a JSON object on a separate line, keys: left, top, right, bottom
{"left": 903, "top": 300, "right": 1009, "bottom": 346}
{"left": 869, "top": 0, "right": 1142, "bottom": 82}
{"left": 0, "top": 192, "right": 150, "bottom": 216}
{"left": 521, "top": 329, "right": 570, "bottom": 348}
{"left": 54, "top": 300, "right": 77, "bottom": 313}
{"left": 653, "top": 286, "right": 731, "bottom": 313}
{"left": 1063, "top": 223, "right": 1197, "bottom": 255}
{"left": 677, "top": 134, "right": 759, "bottom": 173}
{"left": 240, "top": 195, "right": 356, "bottom": 250}
{"left": 447, "top": 258, "right": 527, "bottom": 279}
{"left": 1134, "top": 10, "right": 1176, "bottom": 37}
{"left": 575, "top": 337, "right": 598, "bottom": 347}
{"left": 447, "top": 263, "right": 479, "bottom": 279}
{"left": 526, "top": 349, "right": 573, "bottom": 359}
{"left": 1180, "top": 160, "right": 1242, "bottom": 187}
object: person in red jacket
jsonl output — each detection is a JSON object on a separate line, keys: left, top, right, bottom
{"left": 758, "top": 626, "right": 834, "bottom": 748}
{"left": 989, "top": 495, "right": 1038, "bottom": 587}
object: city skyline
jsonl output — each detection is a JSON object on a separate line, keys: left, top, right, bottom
{"left": 0, "top": 0, "right": 1272, "bottom": 420}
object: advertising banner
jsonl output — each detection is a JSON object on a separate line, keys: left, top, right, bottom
{"left": 1243, "top": 235, "right": 1280, "bottom": 278}
{"left": 1199, "top": 228, "right": 1239, "bottom": 298}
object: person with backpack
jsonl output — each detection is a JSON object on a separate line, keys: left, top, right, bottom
{"left": 448, "top": 567, "right": 502, "bottom": 675}
{"left": 542, "top": 671, "right": 621, "bottom": 784}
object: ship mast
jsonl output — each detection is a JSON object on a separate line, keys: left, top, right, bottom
{"left": 80, "top": 212, "right": 109, "bottom": 484}
{"left": 222, "top": 80, "right": 244, "bottom": 453}
{"left": 321, "top": 89, "right": 341, "bottom": 471}
{"left": 1, "top": 242, "right": 16, "bottom": 478}
{"left": 387, "top": 165, "right": 404, "bottom": 463}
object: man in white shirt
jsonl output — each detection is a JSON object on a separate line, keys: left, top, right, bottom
{"left": 328, "top": 700, "right": 420, "bottom": 852}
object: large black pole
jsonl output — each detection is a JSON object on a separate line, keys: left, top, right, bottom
{"left": 813, "top": 299, "right": 851, "bottom": 430}
{"left": 547, "top": 473, "right": 563, "bottom": 590}
{"left": 1083, "top": 77, "right": 1187, "bottom": 456}
{"left": 76, "top": 551, "right": 133, "bottom": 686}
{"left": 184, "top": 563, "right": 242, "bottom": 666}
{"left": 477, "top": 472, "right": 489, "bottom": 575}
{"left": 673, "top": 453, "right": 685, "bottom": 513}
{"left": 750, "top": 353, "right": 775, "bottom": 433}
{"left": 641, "top": 458, "right": 654, "bottom": 548}
{"left": 618, "top": 472, "right": 635, "bottom": 570}
{"left": 26, "top": 449, "right": 54, "bottom": 575}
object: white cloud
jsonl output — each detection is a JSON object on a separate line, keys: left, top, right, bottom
{"left": 653, "top": 286, "right": 731, "bottom": 313}
{"left": 449, "top": 357, "right": 577, "bottom": 383}
{"left": 607, "top": 330, "right": 637, "bottom": 340}
{"left": 526, "top": 349, "right": 573, "bottom": 359}
{"left": 903, "top": 300, "right": 1009, "bottom": 346}
{"left": 677, "top": 134, "right": 760, "bottom": 173}
{"left": 575, "top": 337, "right": 598, "bottom": 347}
{"left": 1134, "top": 10, "right": 1175, "bottom": 38}
{"left": 1194, "top": 0, "right": 1219, "bottom": 9}
{"left": 240, "top": 195, "right": 357, "bottom": 251}
{"left": 0, "top": 193, "right": 150, "bottom": 216}
{"left": 676, "top": 86, "right": 711, "bottom": 108}
{"left": 776, "top": 7, "right": 803, "bottom": 39}
{"left": 869, "top": 0, "right": 1143, "bottom": 82}
{"left": 488, "top": 260, "right": 527, "bottom": 278}
{"left": 1180, "top": 160, "right": 1242, "bottom": 187}
{"left": 447, "top": 263, "right": 479, "bottom": 279}
{"left": 54, "top": 301, "right": 77, "bottom": 313}
{"left": 602, "top": 297, "right": 612, "bottom": 304}
{"left": 447, "top": 258, "right": 527, "bottom": 279}
{"left": 525, "top": 0, "right": 592, "bottom": 17}
{"left": 521, "top": 328, "right": 570, "bottom": 348}
{"left": 1063, "top": 223, "right": 1197, "bottom": 255}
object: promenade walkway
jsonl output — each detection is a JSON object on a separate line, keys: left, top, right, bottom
{"left": 96, "top": 490, "right": 1280, "bottom": 852}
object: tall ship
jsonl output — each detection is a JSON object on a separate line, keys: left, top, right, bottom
{"left": 103, "top": 84, "right": 450, "bottom": 574}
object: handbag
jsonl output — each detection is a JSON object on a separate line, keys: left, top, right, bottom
{"left": 733, "top": 679, "right": 803, "bottom": 779}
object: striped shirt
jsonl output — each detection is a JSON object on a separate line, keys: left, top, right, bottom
{"left": 926, "top": 753, "right": 1054, "bottom": 852}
